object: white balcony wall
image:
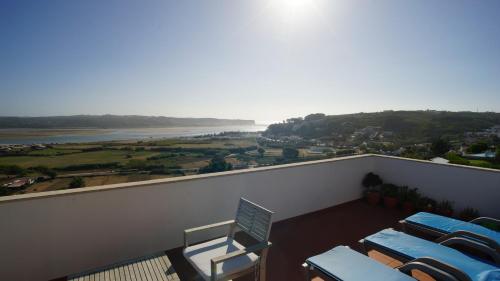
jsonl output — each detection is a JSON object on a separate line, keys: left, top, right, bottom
{"left": 1, "top": 154, "right": 499, "bottom": 281}
{"left": 373, "top": 155, "right": 500, "bottom": 217}
{"left": 0, "top": 155, "right": 372, "bottom": 281}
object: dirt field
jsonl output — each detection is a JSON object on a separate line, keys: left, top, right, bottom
{"left": 22, "top": 174, "right": 172, "bottom": 194}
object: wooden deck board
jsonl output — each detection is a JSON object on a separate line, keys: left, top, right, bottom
{"left": 151, "top": 256, "right": 168, "bottom": 281}
{"left": 113, "top": 268, "right": 120, "bottom": 281}
{"left": 140, "top": 260, "right": 153, "bottom": 281}
{"left": 68, "top": 253, "right": 179, "bottom": 281}
{"left": 137, "top": 260, "right": 149, "bottom": 281}
{"left": 159, "top": 254, "right": 179, "bottom": 281}
{"left": 153, "top": 257, "right": 168, "bottom": 281}
{"left": 125, "top": 264, "right": 136, "bottom": 281}
{"left": 132, "top": 262, "right": 143, "bottom": 281}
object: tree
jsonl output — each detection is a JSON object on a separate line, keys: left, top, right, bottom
{"left": 126, "top": 159, "right": 147, "bottom": 170}
{"left": 199, "top": 156, "right": 232, "bottom": 174}
{"left": 496, "top": 147, "right": 500, "bottom": 163}
{"left": 282, "top": 147, "right": 299, "bottom": 159}
{"left": 231, "top": 147, "right": 246, "bottom": 154}
{"left": 45, "top": 170, "right": 57, "bottom": 179}
{"left": 286, "top": 117, "right": 303, "bottom": 124}
{"left": 431, "top": 138, "right": 450, "bottom": 156}
{"left": 257, "top": 147, "right": 265, "bottom": 158}
{"left": 0, "top": 165, "right": 25, "bottom": 176}
{"left": 69, "top": 177, "right": 85, "bottom": 189}
{"left": 304, "top": 113, "right": 326, "bottom": 121}
{"left": 467, "top": 142, "right": 489, "bottom": 154}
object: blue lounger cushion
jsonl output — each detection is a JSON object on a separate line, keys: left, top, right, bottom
{"left": 306, "top": 246, "right": 415, "bottom": 281}
{"left": 405, "top": 212, "right": 500, "bottom": 244}
{"left": 363, "top": 229, "right": 500, "bottom": 281}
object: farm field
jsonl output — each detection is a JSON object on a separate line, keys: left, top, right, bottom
{"left": 0, "top": 150, "right": 160, "bottom": 169}
{"left": 23, "top": 174, "right": 171, "bottom": 194}
{"left": 0, "top": 134, "right": 335, "bottom": 197}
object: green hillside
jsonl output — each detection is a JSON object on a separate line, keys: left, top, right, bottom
{"left": 264, "top": 111, "right": 500, "bottom": 143}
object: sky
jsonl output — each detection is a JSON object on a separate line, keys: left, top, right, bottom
{"left": 1, "top": 0, "right": 499, "bottom": 124}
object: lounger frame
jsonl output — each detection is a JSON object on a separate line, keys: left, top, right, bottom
{"left": 359, "top": 234, "right": 487, "bottom": 281}
{"left": 400, "top": 218, "right": 500, "bottom": 264}
{"left": 302, "top": 252, "right": 468, "bottom": 281}
{"left": 400, "top": 216, "right": 499, "bottom": 239}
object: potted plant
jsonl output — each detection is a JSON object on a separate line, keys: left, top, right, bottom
{"left": 417, "top": 196, "right": 436, "bottom": 213}
{"left": 399, "top": 187, "right": 420, "bottom": 213}
{"left": 381, "top": 183, "right": 399, "bottom": 208}
{"left": 458, "top": 207, "right": 480, "bottom": 221}
{"left": 436, "top": 200, "right": 454, "bottom": 217}
{"left": 362, "top": 172, "right": 383, "bottom": 205}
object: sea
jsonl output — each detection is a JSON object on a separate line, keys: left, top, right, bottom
{"left": 0, "top": 125, "right": 268, "bottom": 145}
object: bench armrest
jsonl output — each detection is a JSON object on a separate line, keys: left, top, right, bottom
{"left": 184, "top": 220, "right": 235, "bottom": 247}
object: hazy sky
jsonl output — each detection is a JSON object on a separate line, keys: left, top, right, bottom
{"left": 1, "top": 0, "right": 499, "bottom": 124}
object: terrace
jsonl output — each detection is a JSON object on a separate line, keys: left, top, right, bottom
{"left": 168, "top": 200, "right": 407, "bottom": 281}
{"left": 0, "top": 154, "right": 498, "bottom": 281}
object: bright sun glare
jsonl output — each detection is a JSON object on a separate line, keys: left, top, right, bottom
{"left": 271, "top": 0, "right": 317, "bottom": 25}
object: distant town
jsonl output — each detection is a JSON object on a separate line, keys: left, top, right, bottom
{"left": 1, "top": 111, "right": 499, "bottom": 196}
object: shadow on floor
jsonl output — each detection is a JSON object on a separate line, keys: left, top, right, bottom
{"left": 167, "top": 199, "right": 409, "bottom": 281}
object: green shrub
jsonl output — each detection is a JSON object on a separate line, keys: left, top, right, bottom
{"left": 431, "top": 138, "right": 450, "bottom": 156}
{"left": 362, "top": 172, "right": 383, "bottom": 192}
{"left": 126, "top": 160, "right": 147, "bottom": 169}
{"left": 399, "top": 186, "right": 420, "bottom": 204}
{"left": 381, "top": 184, "right": 399, "bottom": 197}
{"left": 436, "top": 200, "right": 454, "bottom": 215}
{"left": 459, "top": 207, "right": 480, "bottom": 221}
{"left": 31, "top": 166, "right": 57, "bottom": 179}
{"left": 445, "top": 152, "right": 470, "bottom": 165}
{"left": 56, "top": 162, "right": 120, "bottom": 171}
{"left": 69, "top": 177, "right": 85, "bottom": 189}
{"left": 0, "top": 165, "right": 26, "bottom": 176}
{"left": 257, "top": 147, "right": 265, "bottom": 158}
{"left": 199, "top": 156, "right": 232, "bottom": 174}
{"left": 282, "top": 147, "right": 299, "bottom": 159}
{"left": 467, "top": 142, "right": 489, "bottom": 154}
{"left": 147, "top": 153, "right": 176, "bottom": 160}
{"left": 417, "top": 196, "right": 437, "bottom": 211}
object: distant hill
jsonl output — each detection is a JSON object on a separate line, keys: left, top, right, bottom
{"left": 264, "top": 111, "right": 500, "bottom": 143}
{"left": 0, "top": 115, "right": 255, "bottom": 129}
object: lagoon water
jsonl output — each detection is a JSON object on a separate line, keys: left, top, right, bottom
{"left": 0, "top": 125, "right": 268, "bottom": 144}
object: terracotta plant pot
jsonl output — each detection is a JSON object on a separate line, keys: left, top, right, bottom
{"left": 402, "top": 201, "right": 414, "bottom": 213}
{"left": 367, "top": 191, "right": 381, "bottom": 205}
{"left": 384, "top": 196, "right": 398, "bottom": 209}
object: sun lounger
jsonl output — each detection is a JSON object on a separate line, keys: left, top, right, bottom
{"left": 303, "top": 245, "right": 461, "bottom": 280}
{"left": 400, "top": 212, "right": 499, "bottom": 244}
{"left": 360, "top": 229, "right": 500, "bottom": 281}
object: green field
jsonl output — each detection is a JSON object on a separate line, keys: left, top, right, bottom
{"left": 27, "top": 148, "right": 81, "bottom": 156}
{"left": 23, "top": 174, "right": 171, "bottom": 194}
{"left": 145, "top": 138, "right": 257, "bottom": 148}
{"left": 0, "top": 135, "right": 298, "bottom": 196}
{"left": 0, "top": 149, "right": 160, "bottom": 169}
{"left": 469, "top": 159, "right": 500, "bottom": 169}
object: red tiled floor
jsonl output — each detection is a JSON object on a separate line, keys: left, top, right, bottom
{"left": 167, "top": 199, "right": 411, "bottom": 281}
